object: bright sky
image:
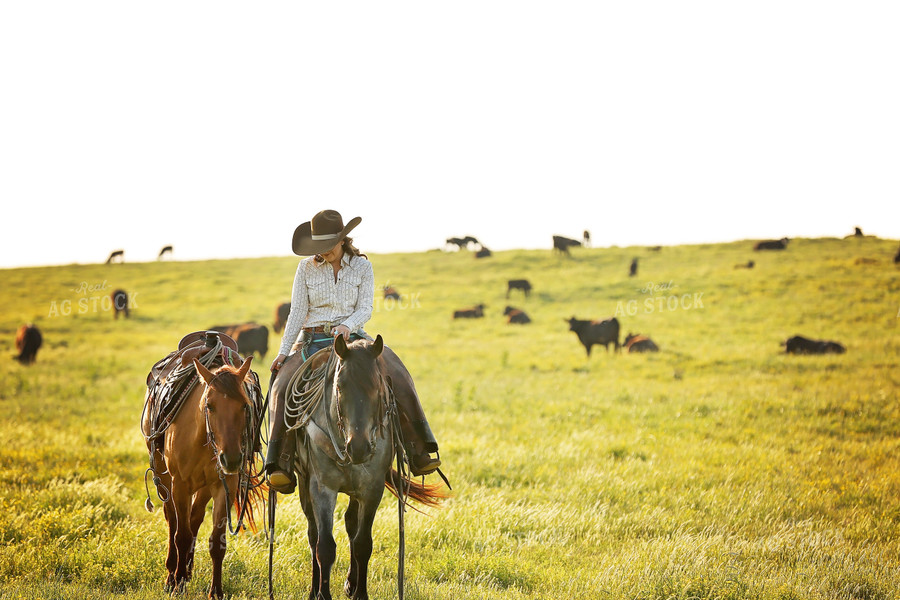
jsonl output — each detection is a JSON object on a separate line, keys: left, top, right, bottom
{"left": 2, "top": 2, "right": 898, "bottom": 269}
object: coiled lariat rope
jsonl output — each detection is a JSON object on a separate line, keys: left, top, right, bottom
{"left": 283, "top": 350, "right": 338, "bottom": 433}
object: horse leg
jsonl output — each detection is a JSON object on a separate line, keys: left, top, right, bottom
{"left": 344, "top": 491, "right": 381, "bottom": 600}
{"left": 310, "top": 479, "right": 339, "bottom": 600}
{"left": 207, "top": 484, "right": 230, "bottom": 600}
{"left": 297, "top": 482, "right": 324, "bottom": 600}
{"left": 343, "top": 499, "right": 360, "bottom": 598}
{"left": 187, "top": 487, "right": 213, "bottom": 582}
{"left": 163, "top": 497, "right": 178, "bottom": 592}
{"left": 171, "top": 479, "right": 194, "bottom": 592}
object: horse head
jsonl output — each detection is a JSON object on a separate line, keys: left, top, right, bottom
{"left": 332, "top": 334, "right": 386, "bottom": 465}
{"left": 193, "top": 356, "right": 253, "bottom": 474}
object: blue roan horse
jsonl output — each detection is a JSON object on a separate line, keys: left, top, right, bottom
{"left": 273, "top": 334, "right": 444, "bottom": 600}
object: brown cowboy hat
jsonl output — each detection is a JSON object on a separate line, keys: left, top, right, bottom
{"left": 292, "top": 209, "right": 362, "bottom": 256}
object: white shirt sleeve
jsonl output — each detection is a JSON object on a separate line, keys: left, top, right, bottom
{"left": 278, "top": 260, "right": 310, "bottom": 356}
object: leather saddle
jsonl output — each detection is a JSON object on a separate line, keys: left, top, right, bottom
{"left": 146, "top": 330, "right": 240, "bottom": 388}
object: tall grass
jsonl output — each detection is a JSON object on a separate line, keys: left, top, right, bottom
{"left": 1, "top": 236, "right": 898, "bottom": 599}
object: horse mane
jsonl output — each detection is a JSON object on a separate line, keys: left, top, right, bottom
{"left": 207, "top": 364, "right": 250, "bottom": 404}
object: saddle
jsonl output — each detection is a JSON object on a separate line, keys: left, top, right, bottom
{"left": 147, "top": 330, "right": 240, "bottom": 388}
{"left": 144, "top": 331, "right": 244, "bottom": 444}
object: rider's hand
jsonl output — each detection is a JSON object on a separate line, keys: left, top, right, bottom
{"left": 271, "top": 353, "right": 287, "bottom": 373}
{"left": 333, "top": 325, "right": 351, "bottom": 341}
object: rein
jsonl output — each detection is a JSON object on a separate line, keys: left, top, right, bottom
{"left": 204, "top": 370, "right": 266, "bottom": 536}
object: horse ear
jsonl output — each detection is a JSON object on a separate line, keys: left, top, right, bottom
{"left": 370, "top": 334, "right": 383, "bottom": 357}
{"left": 334, "top": 334, "right": 349, "bottom": 359}
{"left": 193, "top": 358, "right": 214, "bottom": 385}
{"left": 237, "top": 356, "right": 253, "bottom": 380}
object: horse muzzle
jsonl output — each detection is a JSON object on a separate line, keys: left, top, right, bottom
{"left": 345, "top": 434, "right": 376, "bottom": 465}
{"left": 218, "top": 450, "right": 243, "bottom": 474}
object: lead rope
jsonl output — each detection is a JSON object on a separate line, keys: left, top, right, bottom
{"left": 386, "top": 384, "right": 410, "bottom": 600}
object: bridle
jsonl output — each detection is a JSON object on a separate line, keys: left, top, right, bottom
{"left": 202, "top": 376, "right": 257, "bottom": 535}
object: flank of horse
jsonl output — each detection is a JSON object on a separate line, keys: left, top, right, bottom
{"left": 272, "top": 335, "right": 445, "bottom": 600}
{"left": 142, "top": 356, "right": 262, "bottom": 599}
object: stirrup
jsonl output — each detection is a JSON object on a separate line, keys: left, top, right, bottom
{"left": 267, "top": 470, "right": 296, "bottom": 494}
{"left": 409, "top": 452, "right": 441, "bottom": 477}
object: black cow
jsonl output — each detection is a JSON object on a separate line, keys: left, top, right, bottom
{"left": 474, "top": 247, "right": 492, "bottom": 258}
{"left": 629, "top": 258, "right": 638, "bottom": 277}
{"left": 273, "top": 302, "right": 291, "bottom": 333}
{"left": 503, "top": 306, "right": 531, "bottom": 324}
{"left": 209, "top": 323, "right": 269, "bottom": 358}
{"left": 506, "top": 279, "right": 532, "bottom": 298}
{"left": 624, "top": 333, "right": 659, "bottom": 353}
{"left": 446, "top": 236, "right": 482, "bottom": 251}
{"left": 15, "top": 324, "right": 42, "bottom": 365}
{"left": 754, "top": 238, "right": 789, "bottom": 251}
{"left": 553, "top": 235, "right": 582, "bottom": 255}
{"left": 111, "top": 289, "right": 130, "bottom": 319}
{"left": 106, "top": 249, "right": 124, "bottom": 264}
{"left": 453, "top": 304, "right": 485, "bottom": 319}
{"left": 783, "top": 335, "right": 845, "bottom": 355}
{"left": 566, "top": 317, "right": 620, "bottom": 356}
{"left": 894, "top": 244, "right": 900, "bottom": 264}
{"left": 854, "top": 227, "right": 863, "bottom": 237}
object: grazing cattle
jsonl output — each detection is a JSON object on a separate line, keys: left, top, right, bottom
{"left": 15, "top": 324, "right": 42, "bottom": 365}
{"left": 583, "top": 230, "right": 591, "bottom": 247}
{"left": 552, "top": 235, "right": 581, "bottom": 255}
{"left": 629, "top": 258, "right": 638, "bottom": 277}
{"left": 273, "top": 302, "right": 291, "bottom": 333}
{"left": 503, "top": 306, "right": 531, "bottom": 324}
{"left": 735, "top": 261, "right": 755, "bottom": 269}
{"left": 754, "top": 238, "right": 789, "bottom": 251}
{"left": 445, "top": 237, "right": 467, "bottom": 250}
{"left": 506, "top": 279, "right": 532, "bottom": 298}
{"left": 783, "top": 335, "right": 846, "bottom": 355}
{"left": 453, "top": 304, "right": 485, "bottom": 319}
{"left": 106, "top": 249, "right": 124, "bottom": 264}
{"left": 475, "top": 247, "right": 492, "bottom": 258}
{"left": 624, "top": 333, "right": 659, "bottom": 353}
{"left": 158, "top": 245, "right": 173, "bottom": 260}
{"left": 209, "top": 323, "right": 269, "bottom": 358}
{"left": 854, "top": 227, "right": 863, "bottom": 237}
{"left": 383, "top": 285, "right": 401, "bottom": 300}
{"left": 446, "top": 236, "right": 482, "bottom": 251}
{"left": 566, "top": 316, "right": 620, "bottom": 356}
{"left": 111, "top": 289, "right": 130, "bottom": 319}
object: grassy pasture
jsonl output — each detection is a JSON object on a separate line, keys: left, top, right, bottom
{"left": 1, "top": 236, "right": 899, "bottom": 599}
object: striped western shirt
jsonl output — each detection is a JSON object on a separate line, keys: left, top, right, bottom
{"left": 278, "top": 253, "right": 375, "bottom": 356}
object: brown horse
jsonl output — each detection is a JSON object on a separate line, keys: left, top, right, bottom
{"left": 142, "top": 356, "right": 263, "bottom": 599}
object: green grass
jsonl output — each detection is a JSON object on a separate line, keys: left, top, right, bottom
{"left": 1, "top": 236, "right": 899, "bottom": 599}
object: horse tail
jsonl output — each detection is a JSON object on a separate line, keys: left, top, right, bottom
{"left": 384, "top": 469, "right": 450, "bottom": 509}
{"left": 235, "top": 474, "right": 268, "bottom": 533}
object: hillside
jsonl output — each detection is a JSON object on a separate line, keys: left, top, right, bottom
{"left": 1, "top": 236, "right": 898, "bottom": 599}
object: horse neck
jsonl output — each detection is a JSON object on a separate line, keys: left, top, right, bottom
{"left": 181, "top": 384, "right": 210, "bottom": 445}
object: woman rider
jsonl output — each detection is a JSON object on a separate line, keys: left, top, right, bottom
{"left": 265, "top": 209, "right": 441, "bottom": 493}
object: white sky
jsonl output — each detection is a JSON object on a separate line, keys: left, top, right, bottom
{"left": 1, "top": 2, "right": 898, "bottom": 268}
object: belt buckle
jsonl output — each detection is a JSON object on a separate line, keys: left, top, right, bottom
{"left": 323, "top": 323, "right": 332, "bottom": 336}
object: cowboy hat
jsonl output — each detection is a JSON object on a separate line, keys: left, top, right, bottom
{"left": 292, "top": 209, "right": 362, "bottom": 256}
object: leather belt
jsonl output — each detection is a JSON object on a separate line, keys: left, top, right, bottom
{"left": 303, "top": 324, "right": 333, "bottom": 335}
